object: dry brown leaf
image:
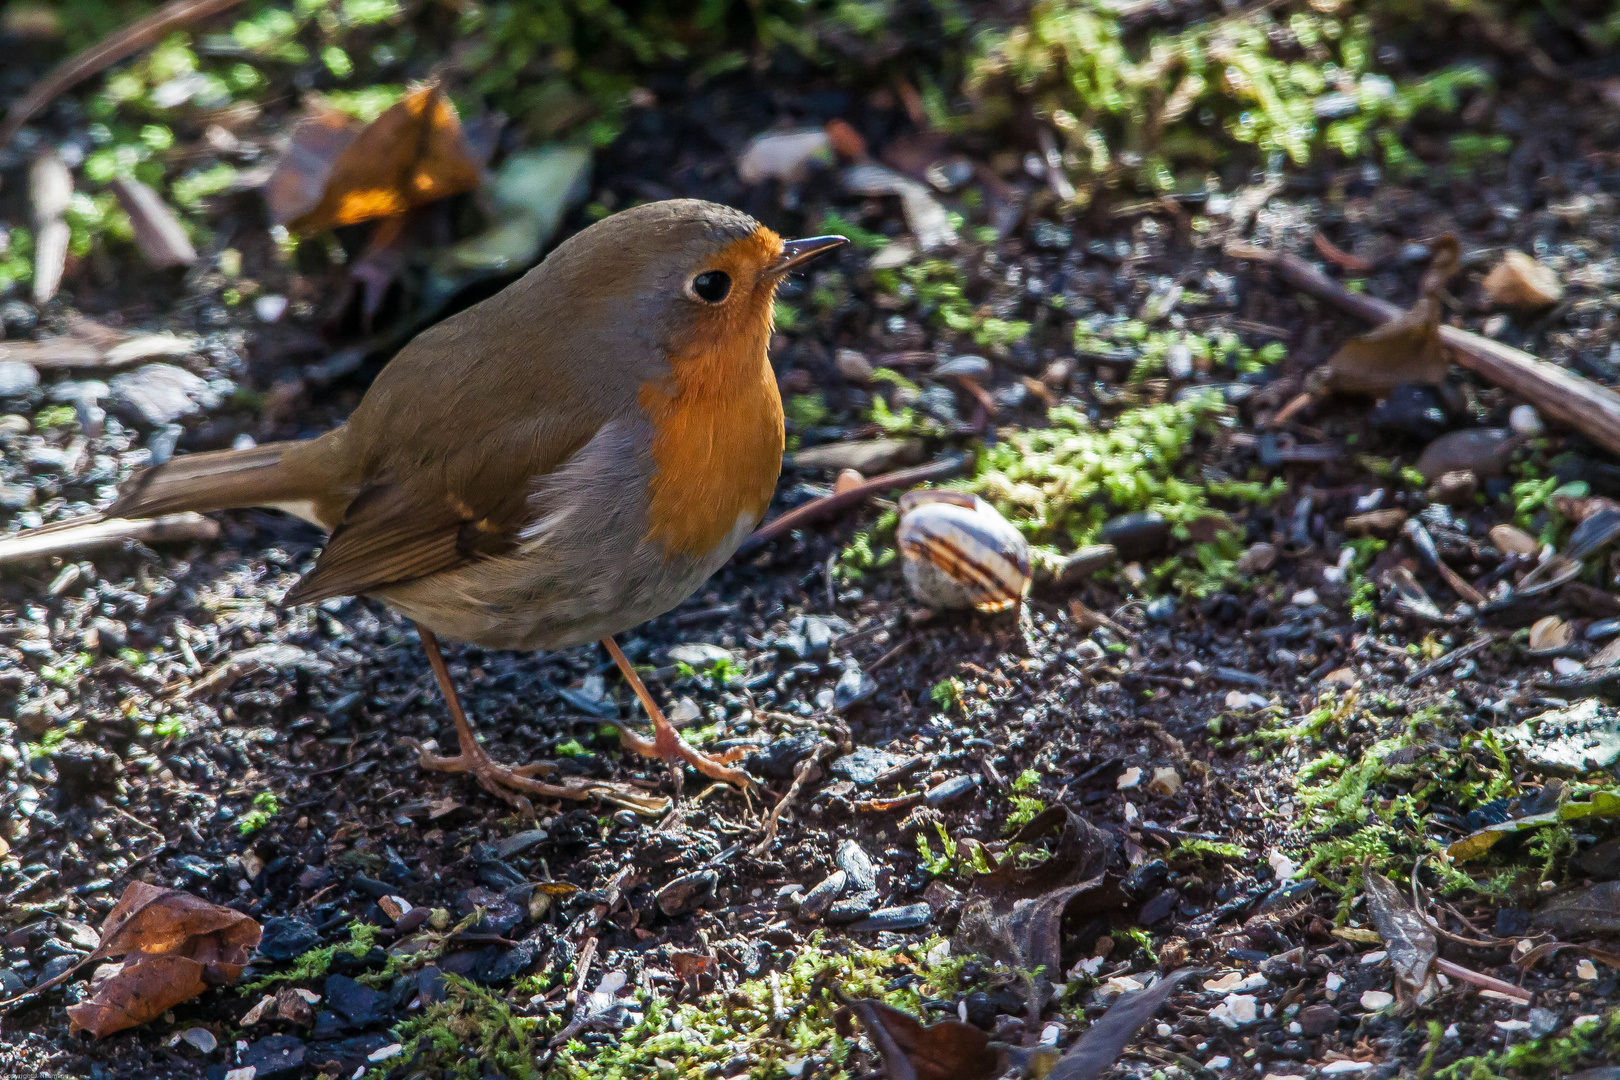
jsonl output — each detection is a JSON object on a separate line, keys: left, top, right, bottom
{"left": 281, "top": 84, "right": 482, "bottom": 234}
{"left": 262, "top": 107, "right": 364, "bottom": 225}
{"left": 841, "top": 996, "right": 999, "bottom": 1080}
{"left": 63, "top": 881, "right": 260, "bottom": 1038}
{"left": 1318, "top": 235, "right": 1459, "bottom": 396}
{"left": 1483, "top": 250, "right": 1562, "bottom": 311}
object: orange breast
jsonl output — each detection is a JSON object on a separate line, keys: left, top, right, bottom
{"left": 640, "top": 234, "right": 785, "bottom": 559}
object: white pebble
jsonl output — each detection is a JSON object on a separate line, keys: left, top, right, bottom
{"left": 1268, "top": 850, "right": 1298, "bottom": 881}
{"left": 1210, "top": 994, "right": 1259, "bottom": 1028}
{"left": 1359, "top": 990, "right": 1394, "bottom": 1010}
{"left": 1509, "top": 404, "right": 1543, "bottom": 436}
{"left": 1117, "top": 766, "right": 1143, "bottom": 789}
{"left": 1496, "top": 1019, "right": 1531, "bottom": 1032}
{"left": 1322, "top": 1062, "right": 1375, "bottom": 1075}
{"left": 253, "top": 294, "right": 288, "bottom": 323}
{"left": 1208, "top": 1057, "right": 1232, "bottom": 1070}
{"left": 1325, "top": 973, "right": 1343, "bottom": 991}
{"left": 1577, "top": 959, "right": 1598, "bottom": 980}
{"left": 1360, "top": 950, "right": 1388, "bottom": 965}
{"left": 1156, "top": 1023, "right": 1173, "bottom": 1037}
{"left": 1553, "top": 657, "right": 1584, "bottom": 676}
{"left": 1290, "top": 588, "right": 1318, "bottom": 605}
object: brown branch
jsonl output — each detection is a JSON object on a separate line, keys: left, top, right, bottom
{"left": 0, "top": 513, "right": 218, "bottom": 566}
{"left": 2, "top": 0, "right": 252, "bottom": 146}
{"left": 737, "top": 453, "right": 967, "bottom": 554}
{"left": 1229, "top": 243, "right": 1620, "bottom": 458}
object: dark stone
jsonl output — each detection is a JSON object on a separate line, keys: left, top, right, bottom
{"left": 657, "top": 870, "right": 718, "bottom": 916}
{"left": 797, "top": 871, "right": 846, "bottom": 918}
{"left": 1370, "top": 384, "right": 1453, "bottom": 443}
{"left": 1098, "top": 511, "right": 1170, "bottom": 557}
{"left": 963, "top": 991, "right": 997, "bottom": 1029}
{"left": 1122, "top": 859, "right": 1170, "bottom": 900}
{"left": 323, "top": 974, "right": 393, "bottom": 1028}
{"left": 473, "top": 940, "right": 536, "bottom": 984}
{"left": 1145, "top": 596, "right": 1177, "bottom": 623}
{"left": 1575, "top": 837, "right": 1620, "bottom": 880}
{"left": 455, "top": 887, "right": 524, "bottom": 936}
{"left": 309, "top": 1011, "right": 346, "bottom": 1040}
{"left": 849, "top": 904, "right": 931, "bottom": 932}
{"left": 1298, "top": 1003, "right": 1339, "bottom": 1036}
{"left": 824, "top": 892, "right": 878, "bottom": 923}
{"left": 835, "top": 840, "right": 876, "bottom": 892}
{"left": 474, "top": 846, "right": 527, "bottom": 890}
{"left": 240, "top": 1034, "right": 306, "bottom": 1080}
{"left": 0, "top": 968, "right": 25, "bottom": 996}
{"left": 830, "top": 746, "right": 904, "bottom": 785}
{"left": 307, "top": 1034, "right": 395, "bottom": 1075}
{"left": 495, "top": 829, "right": 550, "bottom": 859}
{"left": 1139, "top": 888, "right": 1178, "bottom": 925}
{"left": 924, "top": 775, "right": 977, "bottom": 807}
{"left": 37, "top": 956, "right": 76, "bottom": 984}
{"left": 748, "top": 733, "right": 825, "bottom": 781}
{"left": 550, "top": 809, "right": 601, "bottom": 849}
{"left": 351, "top": 874, "right": 392, "bottom": 899}
{"left": 329, "top": 946, "right": 388, "bottom": 977}
{"left": 834, "top": 665, "right": 877, "bottom": 711}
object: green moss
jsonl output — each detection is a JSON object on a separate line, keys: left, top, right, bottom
{"left": 965, "top": 0, "right": 1498, "bottom": 197}
{"left": 244, "top": 921, "right": 386, "bottom": 991}
{"left": 236, "top": 790, "right": 281, "bottom": 836}
{"left": 930, "top": 677, "right": 964, "bottom": 710}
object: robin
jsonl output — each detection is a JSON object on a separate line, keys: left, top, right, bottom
{"left": 89, "top": 199, "right": 846, "bottom": 810}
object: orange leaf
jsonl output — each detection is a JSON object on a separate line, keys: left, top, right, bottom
{"left": 64, "top": 882, "right": 260, "bottom": 1038}
{"left": 283, "top": 84, "right": 482, "bottom": 234}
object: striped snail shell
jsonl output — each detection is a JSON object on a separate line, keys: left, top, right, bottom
{"left": 897, "top": 490, "right": 1031, "bottom": 613}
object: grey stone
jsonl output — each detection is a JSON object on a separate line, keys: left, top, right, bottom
{"left": 108, "top": 363, "right": 219, "bottom": 425}
{"left": 0, "top": 361, "right": 38, "bottom": 397}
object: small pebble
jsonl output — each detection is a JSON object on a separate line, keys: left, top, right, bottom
{"left": 1359, "top": 990, "right": 1394, "bottom": 1010}
{"left": 1509, "top": 404, "right": 1543, "bottom": 436}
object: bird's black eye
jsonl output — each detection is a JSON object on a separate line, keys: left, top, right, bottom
{"left": 690, "top": 270, "right": 731, "bottom": 303}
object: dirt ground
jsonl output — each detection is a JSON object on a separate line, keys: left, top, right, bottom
{"left": 4, "top": 7, "right": 1620, "bottom": 1080}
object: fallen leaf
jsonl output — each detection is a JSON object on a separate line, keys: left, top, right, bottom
{"left": 954, "top": 807, "right": 1125, "bottom": 995}
{"left": 263, "top": 107, "right": 364, "bottom": 225}
{"left": 1533, "top": 882, "right": 1620, "bottom": 937}
{"left": 1361, "top": 866, "right": 1436, "bottom": 995}
{"left": 62, "top": 881, "right": 260, "bottom": 1038}
{"left": 1483, "top": 250, "right": 1562, "bottom": 310}
{"left": 845, "top": 163, "right": 957, "bottom": 250}
{"left": 1317, "top": 236, "right": 1458, "bottom": 396}
{"left": 842, "top": 996, "right": 999, "bottom": 1080}
{"left": 1448, "top": 790, "right": 1620, "bottom": 861}
{"left": 1047, "top": 969, "right": 1202, "bottom": 1080}
{"left": 278, "top": 84, "right": 482, "bottom": 234}
{"left": 111, "top": 176, "right": 198, "bottom": 269}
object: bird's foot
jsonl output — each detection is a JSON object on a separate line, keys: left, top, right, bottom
{"left": 402, "top": 736, "right": 669, "bottom": 817}
{"left": 611, "top": 717, "right": 755, "bottom": 792}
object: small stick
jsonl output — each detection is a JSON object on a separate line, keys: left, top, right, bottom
{"left": 1, "top": 0, "right": 252, "bottom": 145}
{"left": 0, "top": 513, "right": 218, "bottom": 565}
{"left": 738, "top": 454, "right": 967, "bottom": 554}
{"left": 1405, "top": 632, "right": 1497, "bottom": 686}
{"left": 1433, "top": 957, "right": 1533, "bottom": 1003}
{"left": 750, "top": 739, "right": 837, "bottom": 856}
{"left": 1229, "top": 243, "right": 1620, "bottom": 457}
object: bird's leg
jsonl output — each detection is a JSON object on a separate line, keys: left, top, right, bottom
{"left": 601, "top": 637, "right": 754, "bottom": 792}
{"left": 406, "top": 622, "right": 581, "bottom": 811}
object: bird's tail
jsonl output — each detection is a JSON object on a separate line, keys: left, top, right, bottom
{"left": 108, "top": 440, "right": 330, "bottom": 523}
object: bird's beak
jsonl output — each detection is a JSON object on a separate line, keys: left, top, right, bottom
{"left": 771, "top": 235, "right": 848, "bottom": 275}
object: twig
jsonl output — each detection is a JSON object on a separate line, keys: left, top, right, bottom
{"left": 2, "top": 0, "right": 252, "bottom": 146}
{"left": 1405, "top": 633, "right": 1498, "bottom": 686}
{"left": 751, "top": 739, "right": 838, "bottom": 856}
{"left": 737, "top": 454, "right": 967, "bottom": 554}
{"left": 1229, "top": 243, "right": 1620, "bottom": 457}
{"left": 0, "top": 513, "right": 218, "bottom": 565}
{"left": 1433, "top": 957, "right": 1533, "bottom": 1003}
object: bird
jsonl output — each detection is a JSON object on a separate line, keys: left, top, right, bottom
{"left": 89, "top": 199, "right": 846, "bottom": 811}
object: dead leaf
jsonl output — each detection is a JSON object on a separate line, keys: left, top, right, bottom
{"left": 1047, "top": 969, "right": 1201, "bottom": 1080}
{"left": 281, "top": 84, "right": 482, "bottom": 234}
{"left": 263, "top": 107, "right": 364, "bottom": 225}
{"left": 1318, "top": 235, "right": 1459, "bottom": 396}
{"left": 842, "top": 996, "right": 1000, "bottom": 1080}
{"left": 110, "top": 176, "right": 197, "bottom": 269}
{"left": 954, "top": 807, "right": 1126, "bottom": 985}
{"left": 1533, "top": 881, "right": 1620, "bottom": 938}
{"left": 1361, "top": 866, "right": 1436, "bottom": 995}
{"left": 60, "top": 881, "right": 260, "bottom": 1038}
{"left": 1483, "top": 250, "right": 1562, "bottom": 310}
